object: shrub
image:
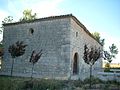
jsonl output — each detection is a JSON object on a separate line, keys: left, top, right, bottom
{"left": 104, "top": 63, "right": 111, "bottom": 72}
{"left": 72, "top": 80, "right": 83, "bottom": 87}
{"left": 23, "top": 79, "right": 65, "bottom": 90}
{"left": 83, "top": 76, "right": 103, "bottom": 84}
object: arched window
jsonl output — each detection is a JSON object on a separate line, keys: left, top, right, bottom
{"left": 73, "top": 53, "right": 79, "bottom": 74}
{"left": 29, "top": 28, "right": 34, "bottom": 35}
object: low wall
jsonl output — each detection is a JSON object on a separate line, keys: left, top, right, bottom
{"left": 98, "top": 72, "right": 120, "bottom": 82}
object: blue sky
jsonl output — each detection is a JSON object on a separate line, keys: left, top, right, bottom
{"left": 0, "top": 0, "right": 120, "bottom": 63}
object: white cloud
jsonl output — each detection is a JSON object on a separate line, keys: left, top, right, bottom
{"left": 7, "top": 0, "right": 64, "bottom": 19}
{"left": 31, "top": 0, "right": 64, "bottom": 17}
{"left": 0, "top": 0, "right": 65, "bottom": 41}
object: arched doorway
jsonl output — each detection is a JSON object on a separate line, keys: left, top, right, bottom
{"left": 73, "top": 53, "right": 79, "bottom": 75}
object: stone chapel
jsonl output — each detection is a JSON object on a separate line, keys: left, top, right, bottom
{"left": 0, "top": 14, "right": 102, "bottom": 80}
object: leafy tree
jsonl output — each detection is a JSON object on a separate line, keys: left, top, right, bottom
{"left": 0, "top": 16, "right": 14, "bottom": 69}
{"left": 8, "top": 41, "right": 27, "bottom": 76}
{"left": 109, "top": 44, "right": 118, "bottom": 57}
{"left": 0, "top": 46, "right": 3, "bottom": 57}
{"left": 2, "top": 16, "right": 13, "bottom": 24}
{"left": 105, "top": 62, "right": 110, "bottom": 68}
{"left": 104, "top": 62, "right": 110, "bottom": 72}
{"left": 92, "top": 32, "right": 100, "bottom": 42}
{"left": 0, "top": 27, "right": 2, "bottom": 34}
{"left": 0, "top": 16, "right": 13, "bottom": 33}
{"left": 92, "top": 32, "right": 105, "bottom": 46}
{"left": 100, "top": 39, "right": 105, "bottom": 46}
{"left": 83, "top": 44, "right": 101, "bottom": 88}
{"left": 103, "top": 44, "right": 118, "bottom": 63}
{"left": 20, "top": 9, "right": 37, "bottom": 21}
{"left": 29, "top": 50, "right": 42, "bottom": 79}
{"left": 92, "top": 32, "right": 118, "bottom": 63}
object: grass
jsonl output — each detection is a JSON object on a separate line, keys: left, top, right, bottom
{"left": 0, "top": 75, "right": 120, "bottom": 90}
{"left": 0, "top": 75, "right": 68, "bottom": 90}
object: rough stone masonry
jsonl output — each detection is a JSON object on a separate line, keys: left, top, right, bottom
{"left": 0, "top": 14, "right": 102, "bottom": 80}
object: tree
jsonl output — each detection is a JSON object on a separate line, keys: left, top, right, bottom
{"left": 0, "top": 27, "right": 2, "bottom": 34}
{"left": 103, "top": 44, "right": 118, "bottom": 63}
{"left": 92, "top": 32, "right": 100, "bottom": 42}
{"left": 0, "top": 45, "right": 3, "bottom": 57}
{"left": 2, "top": 16, "right": 13, "bottom": 24}
{"left": 8, "top": 41, "right": 27, "bottom": 76}
{"left": 92, "top": 32, "right": 105, "bottom": 46}
{"left": 0, "top": 16, "right": 13, "bottom": 33}
{"left": 92, "top": 32, "right": 118, "bottom": 63}
{"left": 29, "top": 50, "right": 42, "bottom": 79}
{"left": 109, "top": 44, "right": 118, "bottom": 58}
{"left": 0, "top": 16, "right": 14, "bottom": 70}
{"left": 83, "top": 44, "right": 101, "bottom": 88}
{"left": 104, "top": 62, "right": 110, "bottom": 72}
{"left": 20, "top": 9, "right": 37, "bottom": 21}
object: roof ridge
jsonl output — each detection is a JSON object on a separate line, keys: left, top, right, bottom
{"left": 3, "top": 14, "right": 73, "bottom": 26}
{"left": 3, "top": 14, "right": 102, "bottom": 46}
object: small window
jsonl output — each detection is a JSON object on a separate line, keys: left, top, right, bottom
{"left": 29, "top": 28, "right": 34, "bottom": 35}
{"left": 76, "top": 32, "right": 78, "bottom": 37}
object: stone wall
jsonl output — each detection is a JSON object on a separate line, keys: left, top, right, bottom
{"left": 70, "top": 18, "right": 102, "bottom": 80}
{"left": 0, "top": 15, "right": 102, "bottom": 80}
{"left": 98, "top": 72, "right": 120, "bottom": 82}
{"left": 1, "top": 17, "right": 71, "bottom": 79}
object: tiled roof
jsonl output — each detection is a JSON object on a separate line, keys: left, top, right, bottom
{"left": 3, "top": 14, "right": 102, "bottom": 46}
{"left": 3, "top": 14, "right": 73, "bottom": 26}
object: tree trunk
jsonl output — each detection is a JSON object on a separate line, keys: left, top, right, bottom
{"left": 31, "top": 63, "right": 34, "bottom": 79}
{"left": 90, "top": 64, "right": 92, "bottom": 89}
{"left": 11, "top": 58, "right": 15, "bottom": 76}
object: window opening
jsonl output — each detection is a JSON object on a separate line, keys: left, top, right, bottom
{"left": 29, "top": 28, "right": 34, "bottom": 35}
{"left": 73, "top": 53, "right": 79, "bottom": 74}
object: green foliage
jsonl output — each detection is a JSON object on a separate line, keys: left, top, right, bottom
{"left": 100, "top": 39, "right": 105, "bottom": 46}
{"left": 29, "top": 50, "right": 42, "bottom": 64}
{"left": 109, "top": 44, "right": 118, "bottom": 57}
{"left": 8, "top": 41, "right": 27, "bottom": 76}
{"left": 20, "top": 9, "right": 37, "bottom": 21}
{"left": 0, "top": 43, "right": 3, "bottom": 48}
{"left": 29, "top": 50, "right": 42, "bottom": 78}
{"left": 0, "top": 42, "right": 3, "bottom": 57}
{"left": 104, "top": 68, "right": 110, "bottom": 72}
{"left": 0, "top": 27, "right": 2, "bottom": 33}
{"left": 2, "top": 16, "right": 13, "bottom": 24}
{"left": 71, "top": 80, "right": 83, "bottom": 87}
{"left": 0, "top": 76, "right": 120, "bottom": 90}
{"left": 104, "top": 63, "right": 110, "bottom": 72}
{"left": 103, "top": 43, "right": 118, "bottom": 63}
{"left": 23, "top": 79, "right": 65, "bottom": 90}
{"left": 8, "top": 41, "right": 27, "bottom": 58}
{"left": 105, "top": 80, "right": 120, "bottom": 85}
{"left": 83, "top": 45, "right": 101, "bottom": 88}
{"left": 83, "top": 76, "right": 103, "bottom": 84}
{"left": 92, "top": 32, "right": 100, "bottom": 42}
{"left": 0, "top": 76, "right": 23, "bottom": 90}
{"left": 0, "top": 16, "right": 13, "bottom": 33}
{"left": 83, "top": 44, "right": 101, "bottom": 65}
{"left": 0, "top": 76, "right": 65, "bottom": 90}
{"left": 105, "top": 63, "right": 110, "bottom": 68}
{"left": 92, "top": 32, "right": 105, "bottom": 46}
